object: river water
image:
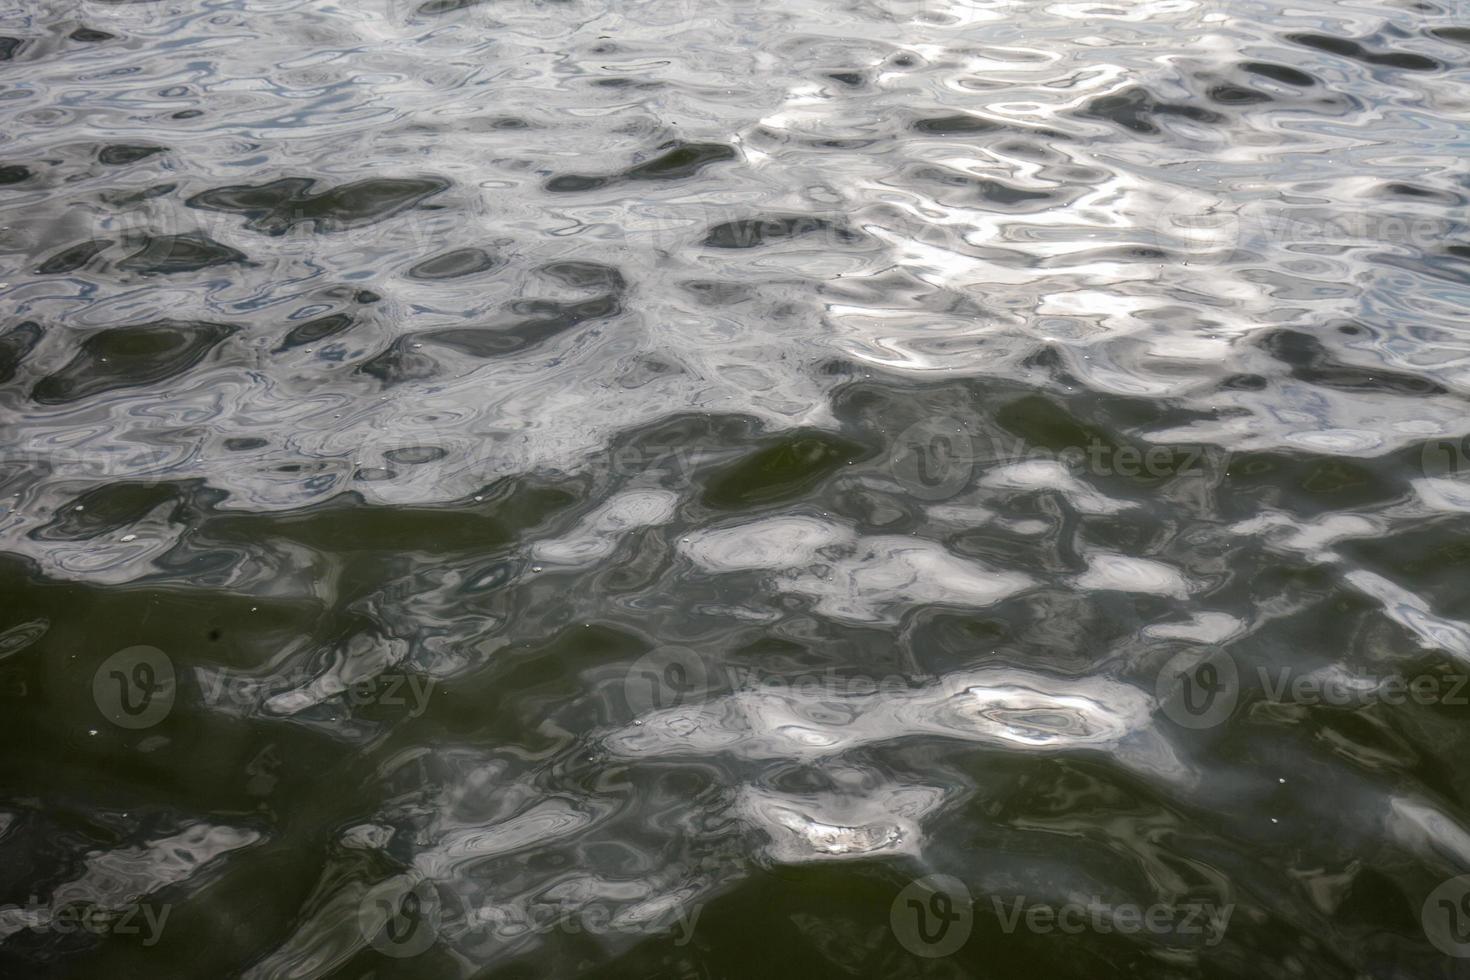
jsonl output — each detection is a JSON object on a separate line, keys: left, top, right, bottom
{"left": 3, "top": 0, "right": 1470, "bottom": 977}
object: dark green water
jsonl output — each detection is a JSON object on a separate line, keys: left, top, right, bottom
{"left": 4, "top": 0, "right": 1470, "bottom": 977}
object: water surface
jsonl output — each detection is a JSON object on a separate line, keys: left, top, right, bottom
{"left": 3, "top": 0, "right": 1470, "bottom": 976}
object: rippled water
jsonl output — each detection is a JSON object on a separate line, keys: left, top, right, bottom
{"left": 4, "top": 0, "right": 1470, "bottom": 976}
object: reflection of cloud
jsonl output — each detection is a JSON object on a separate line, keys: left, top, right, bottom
{"left": 1152, "top": 187, "right": 1243, "bottom": 257}
{"left": 681, "top": 515, "right": 1033, "bottom": 623}
{"left": 605, "top": 666, "right": 1186, "bottom": 782}
{"left": 531, "top": 490, "right": 680, "bottom": 566}
{"left": 0, "top": 822, "right": 261, "bottom": 941}
{"left": 1073, "top": 551, "right": 1193, "bottom": 597}
{"left": 736, "top": 783, "right": 946, "bottom": 863}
